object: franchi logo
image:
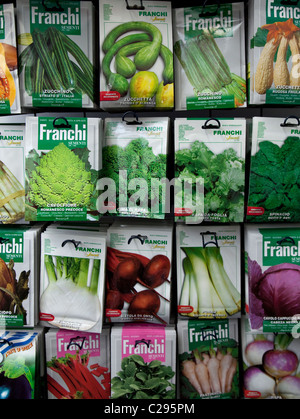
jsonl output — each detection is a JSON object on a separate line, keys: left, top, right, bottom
{"left": 0, "top": 235, "right": 24, "bottom": 262}
{"left": 38, "top": 117, "right": 87, "bottom": 150}
{"left": 30, "top": 0, "right": 81, "bottom": 34}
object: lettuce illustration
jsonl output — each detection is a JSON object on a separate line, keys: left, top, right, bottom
{"left": 175, "top": 141, "right": 245, "bottom": 222}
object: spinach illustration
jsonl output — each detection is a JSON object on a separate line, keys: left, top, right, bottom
{"left": 247, "top": 137, "right": 300, "bottom": 222}
{"left": 111, "top": 354, "right": 175, "bottom": 399}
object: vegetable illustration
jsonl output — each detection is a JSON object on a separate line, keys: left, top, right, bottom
{"left": 101, "top": 21, "right": 173, "bottom": 108}
{"left": 245, "top": 336, "right": 274, "bottom": 366}
{"left": 18, "top": 28, "right": 95, "bottom": 102}
{"left": 247, "top": 137, "right": 300, "bottom": 222}
{"left": 277, "top": 376, "right": 300, "bottom": 399}
{"left": 0, "top": 257, "right": 30, "bottom": 324}
{"left": 40, "top": 255, "right": 102, "bottom": 331}
{"left": 175, "top": 140, "right": 245, "bottom": 223}
{"left": 174, "top": 30, "right": 246, "bottom": 107}
{"left": 102, "top": 22, "right": 162, "bottom": 71}
{"left": 255, "top": 37, "right": 280, "bottom": 94}
{"left": 155, "top": 81, "right": 174, "bottom": 109}
{"left": 0, "top": 42, "right": 16, "bottom": 106}
{"left": 243, "top": 334, "right": 300, "bottom": 399}
{"left": 129, "top": 71, "right": 159, "bottom": 106}
{"left": 102, "top": 33, "right": 151, "bottom": 97}
{"left": 26, "top": 143, "right": 95, "bottom": 216}
{"left": 179, "top": 247, "right": 240, "bottom": 318}
{"left": 111, "top": 354, "right": 175, "bottom": 399}
{"left": 252, "top": 18, "right": 300, "bottom": 94}
{"left": 0, "top": 358, "right": 33, "bottom": 399}
{"left": 47, "top": 352, "right": 110, "bottom": 399}
{"left": 180, "top": 345, "right": 239, "bottom": 398}
{"left": 243, "top": 366, "right": 276, "bottom": 398}
{"left": 262, "top": 335, "right": 298, "bottom": 379}
{"left": 100, "top": 137, "right": 167, "bottom": 217}
{"left": 105, "top": 247, "right": 170, "bottom": 324}
{"left": 0, "top": 160, "right": 25, "bottom": 224}
{"left": 2, "top": 43, "right": 18, "bottom": 71}
{"left": 248, "top": 258, "right": 300, "bottom": 329}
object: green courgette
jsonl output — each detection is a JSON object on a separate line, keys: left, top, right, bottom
{"left": 116, "top": 41, "right": 174, "bottom": 84}
{"left": 48, "top": 27, "right": 77, "bottom": 89}
{"left": 102, "top": 21, "right": 162, "bottom": 71}
{"left": 58, "top": 29, "right": 95, "bottom": 82}
{"left": 71, "top": 61, "right": 94, "bottom": 102}
{"left": 31, "top": 29, "right": 64, "bottom": 91}
{"left": 102, "top": 32, "right": 151, "bottom": 96}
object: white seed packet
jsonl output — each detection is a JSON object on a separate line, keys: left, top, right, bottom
{"left": 39, "top": 227, "right": 106, "bottom": 333}
{"left": 176, "top": 224, "right": 241, "bottom": 320}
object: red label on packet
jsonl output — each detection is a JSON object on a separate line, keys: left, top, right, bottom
{"left": 40, "top": 313, "right": 55, "bottom": 321}
{"left": 243, "top": 389, "right": 261, "bottom": 398}
{"left": 106, "top": 309, "right": 122, "bottom": 317}
{"left": 174, "top": 208, "right": 194, "bottom": 217}
{"left": 178, "top": 305, "right": 194, "bottom": 314}
{"left": 247, "top": 206, "right": 265, "bottom": 216}
{"left": 100, "top": 91, "right": 121, "bottom": 101}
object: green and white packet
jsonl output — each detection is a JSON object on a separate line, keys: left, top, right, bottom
{"left": 16, "top": 0, "right": 96, "bottom": 109}
{"left": 24, "top": 116, "right": 101, "bottom": 222}
{"left": 174, "top": 118, "right": 246, "bottom": 224}
{"left": 99, "top": 0, "right": 174, "bottom": 111}
{"left": 0, "top": 123, "right": 26, "bottom": 224}
{"left": 39, "top": 226, "right": 106, "bottom": 333}
{"left": 0, "top": 224, "right": 41, "bottom": 328}
{"left": 173, "top": 2, "right": 246, "bottom": 110}
{"left": 247, "top": 116, "right": 300, "bottom": 223}
{"left": 0, "top": 4, "right": 21, "bottom": 114}
{"left": 176, "top": 224, "right": 241, "bottom": 320}
{"left": 178, "top": 319, "right": 240, "bottom": 399}
{"left": 100, "top": 116, "right": 169, "bottom": 219}
{"left": 245, "top": 224, "right": 300, "bottom": 333}
{"left": 248, "top": 0, "right": 300, "bottom": 105}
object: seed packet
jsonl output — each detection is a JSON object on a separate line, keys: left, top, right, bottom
{"left": 0, "top": 224, "right": 41, "bottom": 328}
{"left": 45, "top": 328, "right": 110, "bottom": 399}
{"left": 242, "top": 317, "right": 300, "bottom": 399}
{"left": 178, "top": 319, "right": 240, "bottom": 399}
{"left": 0, "top": 4, "right": 21, "bottom": 114}
{"left": 39, "top": 226, "right": 106, "bottom": 333}
{"left": 0, "top": 123, "right": 25, "bottom": 224}
{"left": 245, "top": 223, "right": 300, "bottom": 333}
{"left": 105, "top": 220, "right": 173, "bottom": 325}
{"left": 0, "top": 328, "right": 44, "bottom": 399}
{"left": 173, "top": 2, "right": 246, "bottom": 110}
{"left": 16, "top": 0, "right": 97, "bottom": 109}
{"left": 247, "top": 116, "right": 300, "bottom": 223}
{"left": 100, "top": 115, "right": 169, "bottom": 219}
{"left": 24, "top": 116, "right": 101, "bottom": 222}
{"left": 174, "top": 118, "right": 246, "bottom": 224}
{"left": 99, "top": 0, "right": 174, "bottom": 111}
{"left": 110, "top": 324, "right": 176, "bottom": 399}
{"left": 248, "top": 0, "right": 300, "bottom": 105}
{"left": 176, "top": 224, "right": 241, "bottom": 320}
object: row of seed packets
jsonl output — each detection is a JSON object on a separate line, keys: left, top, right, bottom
{"left": 2, "top": 114, "right": 300, "bottom": 226}
{"left": 6, "top": 0, "right": 300, "bottom": 112}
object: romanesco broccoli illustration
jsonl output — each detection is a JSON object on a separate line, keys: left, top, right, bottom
{"left": 28, "top": 143, "right": 94, "bottom": 208}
